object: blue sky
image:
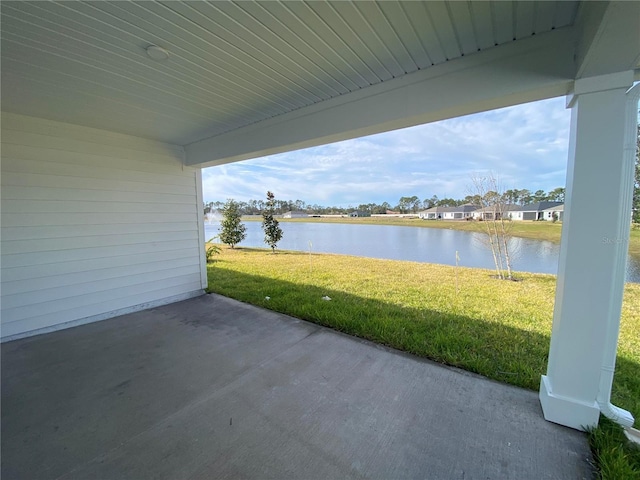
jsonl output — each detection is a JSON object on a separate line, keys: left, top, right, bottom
{"left": 201, "top": 97, "right": 571, "bottom": 207}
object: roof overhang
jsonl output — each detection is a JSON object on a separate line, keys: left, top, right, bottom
{"left": 1, "top": 1, "right": 638, "bottom": 168}
{"left": 186, "top": 27, "right": 576, "bottom": 167}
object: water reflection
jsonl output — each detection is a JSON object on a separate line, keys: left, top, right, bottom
{"left": 205, "top": 222, "right": 640, "bottom": 283}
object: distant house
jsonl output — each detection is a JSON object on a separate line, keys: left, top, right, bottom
{"left": 510, "top": 202, "right": 564, "bottom": 221}
{"left": 282, "top": 211, "right": 308, "bottom": 218}
{"left": 349, "top": 211, "right": 371, "bottom": 217}
{"left": 417, "top": 207, "right": 435, "bottom": 219}
{"left": 419, "top": 204, "right": 478, "bottom": 220}
{"left": 471, "top": 204, "right": 520, "bottom": 221}
{"left": 541, "top": 204, "right": 564, "bottom": 222}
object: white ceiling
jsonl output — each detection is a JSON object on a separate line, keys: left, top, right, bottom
{"left": 1, "top": 1, "right": 581, "bottom": 147}
{"left": 3, "top": 1, "right": 639, "bottom": 167}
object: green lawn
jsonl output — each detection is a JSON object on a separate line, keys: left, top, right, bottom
{"left": 206, "top": 246, "right": 640, "bottom": 479}
{"left": 631, "top": 228, "right": 640, "bottom": 258}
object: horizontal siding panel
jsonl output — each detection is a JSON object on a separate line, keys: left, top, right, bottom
{"left": 1, "top": 186, "right": 195, "bottom": 205}
{"left": 1, "top": 230, "right": 198, "bottom": 255}
{"left": 1, "top": 250, "right": 198, "bottom": 283}
{"left": 2, "top": 130, "right": 184, "bottom": 175}
{"left": 2, "top": 256, "right": 201, "bottom": 296}
{"left": 1, "top": 115, "right": 205, "bottom": 338}
{"left": 2, "top": 239, "right": 199, "bottom": 268}
{"left": 0, "top": 223, "right": 196, "bottom": 244}
{"left": 1, "top": 212, "right": 197, "bottom": 228}
{"left": 2, "top": 267, "right": 201, "bottom": 310}
{"left": 1, "top": 199, "right": 196, "bottom": 215}
{"left": 2, "top": 274, "right": 201, "bottom": 323}
{"left": 2, "top": 157, "right": 195, "bottom": 187}
{"left": 2, "top": 172, "right": 195, "bottom": 195}
{"left": 1, "top": 222, "right": 196, "bottom": 241}
{"left": 1, "top": 140, "right": 190, "bottom": 176}
{"left": 2, "top": 112, "right": 185, "bottom": 157}
{"left": 0, "top": 282, "right": 204, "bottom": 338}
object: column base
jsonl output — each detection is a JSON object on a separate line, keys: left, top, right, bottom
{"left": 539, "top": 376, "right": 600, "bottom": 431}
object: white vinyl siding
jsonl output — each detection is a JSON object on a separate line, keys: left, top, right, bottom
{"left": 1, "top": 113, "right": 205, "bottom": 340}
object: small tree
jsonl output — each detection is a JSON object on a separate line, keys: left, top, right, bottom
{"left": 219, "top": 199, "right": 246, "bottom": 248}
{"left": 262, "top": 191, "right": 283, "bottom": 252}
{"left": 469, "top": 173, "right": 515, "bottom": 280}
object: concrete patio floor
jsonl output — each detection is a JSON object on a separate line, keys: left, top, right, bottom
{"left": 2, "top": 293, "right": 593, "bottom": 479}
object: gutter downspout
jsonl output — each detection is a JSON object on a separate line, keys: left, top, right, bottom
{"left": 596, "top": 81, "right": 640, "bottom": 429}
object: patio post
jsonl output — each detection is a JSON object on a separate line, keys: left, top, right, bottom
{"left": 539, "top": 71, "right": 636, "bottom": 431}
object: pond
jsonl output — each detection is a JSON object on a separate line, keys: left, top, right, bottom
{"left": 205, "top": 222, "right": 640, "bottom": 283}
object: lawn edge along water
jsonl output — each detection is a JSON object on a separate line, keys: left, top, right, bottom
{"left": 206, "top": 246, "right": 640, "bottom": 479}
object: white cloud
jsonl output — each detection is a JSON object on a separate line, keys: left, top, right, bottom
{"left": 202, "top": 97, "right": 571, "bottom": 206}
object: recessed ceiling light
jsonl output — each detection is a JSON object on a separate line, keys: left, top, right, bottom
{"left": 146, "top": 45, "right": 169, "bottom": 61}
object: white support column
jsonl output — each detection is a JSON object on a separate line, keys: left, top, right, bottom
{"left": 195, "top": 168, "right": 209, "bottom": 290}
{"left": 539, "top": 71, "right": 636, "bottom": 431}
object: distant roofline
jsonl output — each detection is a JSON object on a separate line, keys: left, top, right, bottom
{"left": 541, "top": 204, "right": 564, "bottom": 212}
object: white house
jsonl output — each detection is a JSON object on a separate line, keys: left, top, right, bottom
{"left": 471, "top": 204, "right": 521, "bottom": 221}
{"left": 282, "top": 211, "right": 309, "bottom": 219}
{"left": 349, "top": 211, "right": 372, "bottom": 218}
{"left": 510, "top": 202, "right": 564, "bottom": 221}
{"left": 1, "top": 0, "right": 638, "bottom": 433}
{"left": 419, "top": 204, "right": 478, "bottom": 220}
{"left": 541, "top": 204, "right": 565, "bottom": 222}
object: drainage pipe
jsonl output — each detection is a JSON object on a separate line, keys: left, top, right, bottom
{"left": 596, "top": 81, "right": 640, "bottom": 429}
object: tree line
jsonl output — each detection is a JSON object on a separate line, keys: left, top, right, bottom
{"left": 204, "top": 187, "right": 566, "bottom": 216}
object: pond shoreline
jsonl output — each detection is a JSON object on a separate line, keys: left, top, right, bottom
{"left": 208, "top": 220, "right": 640, "bottom": 283}
{"left": 238, "top": 216, "right": 640, "bottom": 258}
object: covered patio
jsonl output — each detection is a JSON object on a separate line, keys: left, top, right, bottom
{"left": 1, "top": 0, "right": 640, "bottom": 470}
{"left": 2, "top": 294, "right": 592, "bottom": 479}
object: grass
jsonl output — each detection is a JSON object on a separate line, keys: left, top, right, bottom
{"left": 207, "top": 245, "right": 640, "bottom": 479}
{"left": 589, "top": 418, "right": 640, "bottom": 479}
{"left": 632, "top": 227, "right": 640, "bottom": 258}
